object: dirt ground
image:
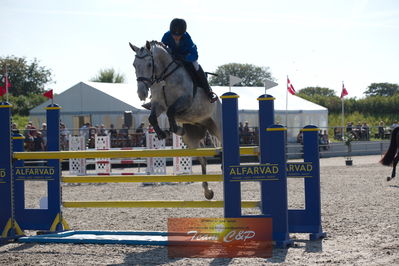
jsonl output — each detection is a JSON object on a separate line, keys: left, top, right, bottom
{"left": 1, "top": 155, "right": 398, "bottom": 265}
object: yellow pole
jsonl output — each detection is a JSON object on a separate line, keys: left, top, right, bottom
{"left": 62, "top": 174, "right": 223, "bottom": 183}
{"left": 63, "top": 200, "right": 260, "bottom": 208}
{"left": 14, "top": 147, "right": 259, "bottom": 160}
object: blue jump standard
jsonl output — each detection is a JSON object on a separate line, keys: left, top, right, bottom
{"left": 18, "top": 231, "right": 169, "bottom": 245}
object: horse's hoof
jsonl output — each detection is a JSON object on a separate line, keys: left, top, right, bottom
{"left": 175, "top": 127, "right": 185, "bottom": 136}
{"left": 204, "top": 189, "right": 214, "bottom": 200}
{"left": 156, "top": 131, "right": 167, "bottom": 140}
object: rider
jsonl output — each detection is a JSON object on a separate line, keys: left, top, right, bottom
{"left": 161, "top": 18, "right": 218, "bottom": 103}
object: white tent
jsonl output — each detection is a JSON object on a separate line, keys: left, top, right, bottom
{"left": 30, "top": 82, "right": 327, "bottom": 142}
{"left": 212, "top": 86, "right": 328, "bottom": 142}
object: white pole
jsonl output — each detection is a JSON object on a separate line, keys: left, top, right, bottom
{"left": 285, "top": 75, "right": 288, "bottom": 126}
{"left": 5, "top": 65, "right": 9, "bottom": 102}
{"left": 341, "top": 81, "right": 345, "bottom": 141}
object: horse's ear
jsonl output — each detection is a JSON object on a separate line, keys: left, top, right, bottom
{"left": 146, "top": 41, "right": 151, "bottom": 50}
{"left": 129, "top": 42, "right": 139, "bottom": 53}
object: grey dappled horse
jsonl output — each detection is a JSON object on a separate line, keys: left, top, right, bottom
{"left": 129, "top": 41, "right": 222, "bottom": 199}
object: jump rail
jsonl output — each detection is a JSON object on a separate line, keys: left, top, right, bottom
{"left": 13, "top": 146, "right": 258, "bottom": 160}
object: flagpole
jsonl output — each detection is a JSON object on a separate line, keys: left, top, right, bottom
{"left": 285, "top": 75, "right": 288, "bottom": 127}
{"left": 341, "top": 81, "right": 345, "bottom": 141}
{"left": 5, "top": 65, "right": 9, "bottom": 102}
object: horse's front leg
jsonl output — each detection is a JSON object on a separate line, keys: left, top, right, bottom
{"left": 166, "top": 95, "right": 192, "bottom": 136}
{"left": 148, "top": 104, "right": 167, "bottom": 140}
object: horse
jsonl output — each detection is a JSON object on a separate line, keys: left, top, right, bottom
{"left": 129, "top": 41, "right": 222, "bottom": 199}
{"left": 380, "top": 126, "right": 399, "bottom": 181}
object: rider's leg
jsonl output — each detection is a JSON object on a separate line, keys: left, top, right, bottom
{"left": 193, "top": 62, "right": 218, "bottom": 103}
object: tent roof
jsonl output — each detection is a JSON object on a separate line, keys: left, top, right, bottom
{"left": 83, "top": 81, "right": 145, "bottom": 108}
{"left": 30, "top": 81, "right": 140, "bottom": 114}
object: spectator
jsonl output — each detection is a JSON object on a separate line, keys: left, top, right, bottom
{"left": 361, "top": 122, "right": 369, "bottom": 140}
{"left": 320, "top": 130, "right": 330, "bottom": 150}
{"left": 23, "top": 124, "right": 34, "bottom": 151}
{"left": 148, "top": 125, "right": 155, "bottom": 133}
{"left": 41, "top": 123, "right": 47, "bottom": 149}
{"left": 12, "top": 123, "right": 20, "bottom": 134}
{"left": 33, "top": 131, "right": 45, "bottom": 151}
{"left": 378, "top": 121, "right": 385, "bottom": 139}
{"left": 97, "top": 124, "right": 107, "bottom": 136}
{"left": 243, "top": 121, "right": 251, "bottom": 144}
{"left": 108, "top": 124, "right": 117, "bottom": 139}
{"left": 135, "top": 123, "right": 146, "bottom": 147}
{"left": 238, "top": 122, "right": 244, "bottom": 144}
{"left": 135, "top": 122, "right": 145, "bottom": 133}
{"left": 297, "top": 131, "right": 303, "bottom": 145}
{"left": 79, "top": 123, "right": 90, "bottom": 143}
{"left": 346, "top": 122, "right": 353, "bottom": 133}
{"left": 391, "top": 121, "right": 399, "bottom": 129}
{"left": 60, "top": 123, "right": 70, "bottom": 150}
{"left": 119, "top": 124, "right": 129, "bottom": 139}
{"left": 88, "top": 125, "right": 97, "bottom": 148}
{"left": 353, "top": 122, "right": 362, "bottom": 140}
{"left": 333, "top": 127, "right": 342, "bottom": 140}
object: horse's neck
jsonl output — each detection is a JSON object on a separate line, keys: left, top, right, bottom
{"left": 153, "top": 46, "right": 193, "bottom": 89}
{"left": 153, "top": 46, "right": 172, "bottom": 73}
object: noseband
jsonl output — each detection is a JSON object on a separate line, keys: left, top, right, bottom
{"left": 135, "top": 46, "right": 181, "bottom": 90}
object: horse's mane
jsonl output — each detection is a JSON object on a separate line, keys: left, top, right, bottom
{"left": 147, "top": 40, "right": 171, "bottom": 55}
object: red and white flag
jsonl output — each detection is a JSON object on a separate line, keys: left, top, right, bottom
{"left": 340, "top": 83, "right": 348, "bottom": 99}
{"left": 287, "top": 77, "right": 296, "bottom": 95}
{"left": 0, "top": 74, "right": 11, "bottom": 97}
{"left": 43, "top": 89, "right": 53, "bottom": 99}
{"left": 0, "top": 85, "right": 6, "bottom": 97}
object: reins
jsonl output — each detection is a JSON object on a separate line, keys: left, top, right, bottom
{"left": 135, "top": 43, "right": 181, "bottom": 90}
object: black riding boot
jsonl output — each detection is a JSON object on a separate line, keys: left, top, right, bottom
{"left": 196, "top": 65, "right": 218, "bottom": 103}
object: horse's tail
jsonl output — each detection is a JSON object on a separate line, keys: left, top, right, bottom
{"left": 380, "top": 127, "right": 399, "bottom": 166}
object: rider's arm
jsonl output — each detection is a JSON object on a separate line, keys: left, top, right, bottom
{"left": 182, "top": 33, "right": 198, "bottom": 62}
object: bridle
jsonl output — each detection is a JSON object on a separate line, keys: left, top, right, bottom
{"left": 135, "top": 44, "right": 181, "bottom": 90}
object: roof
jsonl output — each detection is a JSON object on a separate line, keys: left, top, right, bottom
{"left": 30, "top": 81, "right": 141, "bottom": 114}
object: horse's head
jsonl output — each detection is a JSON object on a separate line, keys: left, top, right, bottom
{"left": 129, "top": 41, "right": 154, "bottom": 101}
{"left": 129, "top": 41, "right": 172, "bottom": 102}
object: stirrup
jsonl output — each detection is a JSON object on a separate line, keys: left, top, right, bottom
{"left": 141, "top": 102, "right": 151, "bottom": 110}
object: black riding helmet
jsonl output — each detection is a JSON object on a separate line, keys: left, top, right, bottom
{"left": 170, "top": 18, "right": 187, "bottom": 36}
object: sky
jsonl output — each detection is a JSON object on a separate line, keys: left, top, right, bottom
{"left": 1, "top": 0, "right": 398, "bottom": 99}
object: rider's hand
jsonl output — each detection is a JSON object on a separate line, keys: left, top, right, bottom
{"left": 174, "top": 54, "right": 185, "bottom": 61}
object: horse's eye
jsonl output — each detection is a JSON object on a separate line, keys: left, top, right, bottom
{"left": 147, "top": 63, "right": 152, "bottom": 68}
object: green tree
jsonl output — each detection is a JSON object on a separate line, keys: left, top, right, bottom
{"left": 0, "top": 56, "right": 53, "bottom": 96}
{"left": 91, "top": 68, "right": 125, "bottom": 83}
{"left": 8, "top": 94, "right": 48, "bottom": 116}
{"left": 209, "top": 63, "right": 273, "bottom": 87}
{"left": 297, "top": 87, "right": 337, "bottom": 97}
{"left": 364, "top": 82, "right": 399, "bottom": 97}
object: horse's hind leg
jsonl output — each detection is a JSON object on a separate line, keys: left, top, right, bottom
{"left": 182, "top": 123, "right": 214, "bottom": 200}
{"left": 388, "top": 154, "right": 399, "bottom": 181}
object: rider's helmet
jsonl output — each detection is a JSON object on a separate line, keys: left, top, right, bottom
{"left": 170, "top": 18, "right": 187, "bottom": 36}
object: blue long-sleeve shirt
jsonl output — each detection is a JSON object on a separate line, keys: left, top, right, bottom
{"left": 161, "top": 31, "right": 198, "bottom": 62}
